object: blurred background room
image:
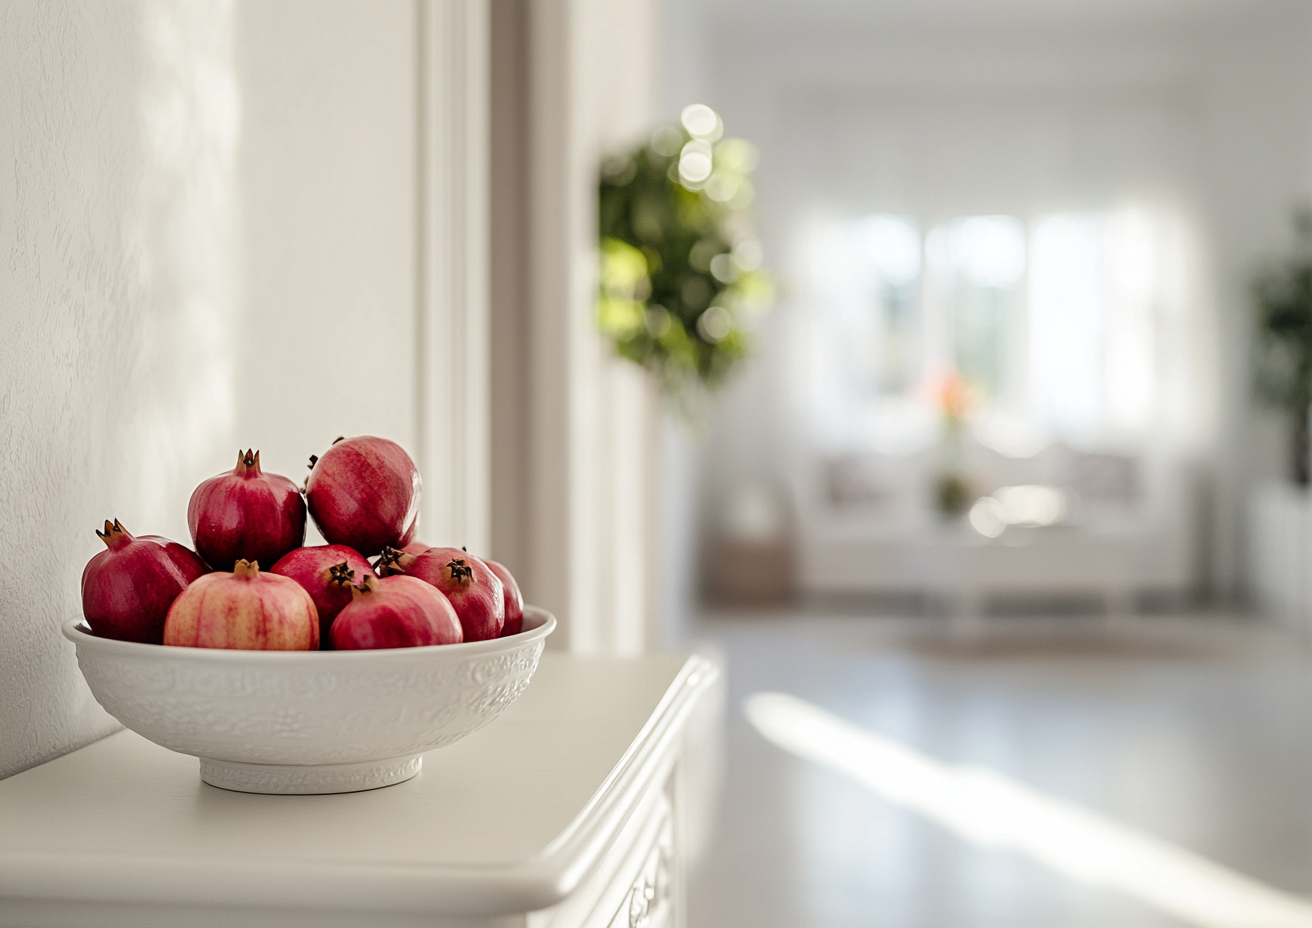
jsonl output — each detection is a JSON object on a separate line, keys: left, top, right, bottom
{"left": 657, "top": 1, "right": 1312, "bottom": 926}
{"left": 8, "top": 0, "right": 1312, "bottom": 926}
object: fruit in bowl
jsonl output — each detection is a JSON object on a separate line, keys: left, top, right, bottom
{"left": 164, "top": 559, "right": 319, "bottom": 651}
{"left": 305, "top": 436, "right": 421, "bottom": 557}
{"left": 188, "top": 450, "right": 306, "bottom": 571}
{"left": 81, "top": 520, "right": 208, "bottom": 644}
{"left": 487, "top": 558, "right": 525, "bottom": 637}
{"left": 330, "top": 575, "right": 463, "bottom": 650}
{"left": 63, "top": 607, "right": 556, "bottom": 794}
{"left": 70, "top": 434, "right": 551, "bottom": 794}
{"left": 270, "top": 544, "right": 375, "bottom": 645}
{"left": 377, "top": 545, "right": 505, "bottom": 641}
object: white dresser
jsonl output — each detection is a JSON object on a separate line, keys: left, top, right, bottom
{"left": 0, "top": 653, "right": 718, "bottom": 928}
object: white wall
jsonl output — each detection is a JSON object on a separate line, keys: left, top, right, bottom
{"left": 0, "top": 0, "right": 443, "bottom": 779}
{"left": 1191, "top": 4, "right": 1312, "bottom": 593}
{"left": 665, "top": 0, "right": 1312, "bottom": 601}
{"left": 235, "top": 0, "right": 421, "bottom": 488}
{"left": 570, "top": 0, "right": 663, "bottom": 655}
{"left": 492, "top": 0, "right": 662, "bottom": 655}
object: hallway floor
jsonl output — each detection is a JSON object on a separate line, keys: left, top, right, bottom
{"left": 681, "top": 608, "right": 1312, "bottom": 928}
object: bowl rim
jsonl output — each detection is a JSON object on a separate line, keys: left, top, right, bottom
{"left": 63, "top": 606, "right": 555, "bottom": 663}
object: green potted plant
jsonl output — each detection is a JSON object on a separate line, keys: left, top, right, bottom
{"left": 1253, "top": 207, "right": 1312, "bottom": 485}
{"left": 597, "top": 104, "right": 772, "bottom": 404}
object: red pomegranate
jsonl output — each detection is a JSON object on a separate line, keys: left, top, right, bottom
{"left": 305, "top": 436, "right": 421, "bottom": 557}
{"left": 377, "top": 545, "right": 504, "bottom": 641}
{"left": 81, "top": 520, "right": 208, "bottom": 644}
{"left": 486, "top": 560, "right": 524, "bottom": 636}
{"left": 187, "top": 449, "right": 306, "bottom": 571}
{"left": 269, "top": 544, "right": 375, "bottom": 647}
{"left": 331, "top": 575, "right": 462, "bottom": 650}
{"left": 163, "top": 559, "right": 318, "bottom": 651}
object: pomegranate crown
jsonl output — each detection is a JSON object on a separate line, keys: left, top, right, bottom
{"left": 351, "top": 574, "right": 381, "bottom": 598}
{"left": 235, "top": 448, "right": 262, "bottom": 475}
{"left": 233, "top": 559, "right": 261, "bottom": 578}
{"left": 306, "top": 437, "right": 342, "bottom": 471}
{"left": 94, "top": 518, "right": 132, "bottom": 548}
{"left": 375, "top": 545, "right": 412, "bottom": 576}
{"left": 445, "top": 558, "right": 474, "bottom": 586}
{"left": 326, "top": 561, "right": 356, "bottom": 587}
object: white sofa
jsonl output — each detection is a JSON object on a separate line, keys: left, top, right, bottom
{"left": 792, "top": 439, "right": 1199, "bottom": 616}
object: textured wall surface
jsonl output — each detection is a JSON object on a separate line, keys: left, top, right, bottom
{"left": 234, "top": 0, "right": 417, "bottom": 476}
{"left": 0, "top": 0, "right": 418, "bottom": 779}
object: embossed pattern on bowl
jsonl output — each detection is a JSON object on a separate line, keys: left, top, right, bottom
{"left": 63, "top": 608, "right": 554, "bottom": 794}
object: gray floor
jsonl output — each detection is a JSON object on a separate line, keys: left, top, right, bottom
{"left": 681, "top": 608, "right": 1312, "bottom": 928}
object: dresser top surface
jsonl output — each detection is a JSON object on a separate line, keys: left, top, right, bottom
{"left": 0, "top": 652, "right": 714, "bottom": 916}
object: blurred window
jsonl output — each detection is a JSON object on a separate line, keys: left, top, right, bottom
{"left": 805, "top": 207, "right": 1183, "bottom": 455}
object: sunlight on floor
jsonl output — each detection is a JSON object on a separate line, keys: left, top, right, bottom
{"left": 745, "top": 691, "right": 1312, "bottom": 928}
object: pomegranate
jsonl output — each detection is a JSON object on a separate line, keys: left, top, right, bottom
{"left": 270, "top": 544, "right": 375, "bottom": 646}
{"left": 487, "top": 559, "right": 524, "bottom": 636}
{"left": 163, "top": 559, "right": 318, "bottom": 650}
{"left": 331, "top": 575, "right": 462, "bottom": 650}
{"left": 402, "top": 539, "right": 431, "bottom": 557}
{"left": 305, "top": 436, "right": 421, "bottom": 557}
{"left": 377, "top": 546, "right": 504, "bottom": 641}
{"left": 188, "top": 449, "right": 306, "bottom": 571}
{"left": 81, "top": 519, "right": 208, "bottom": 644}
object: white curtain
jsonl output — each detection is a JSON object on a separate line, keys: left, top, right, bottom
{"left": 802, "top": 203, "right": 1197, "bottom": 460}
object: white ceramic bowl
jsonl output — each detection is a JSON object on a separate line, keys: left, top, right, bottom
{"left": 63, "top": 608, "right": 555, "bottom": 795}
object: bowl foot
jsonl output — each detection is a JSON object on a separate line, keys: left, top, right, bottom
{"left": 199, "top": 755, "right": 423, "bottom": 795}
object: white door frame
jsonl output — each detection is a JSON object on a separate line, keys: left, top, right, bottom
{"left": 417, "top": 0, "right": 491, "bottom": 555}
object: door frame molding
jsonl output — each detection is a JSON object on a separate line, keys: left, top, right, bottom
{"left": 417, "top": 0, "right": 490, "bottom": 553}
